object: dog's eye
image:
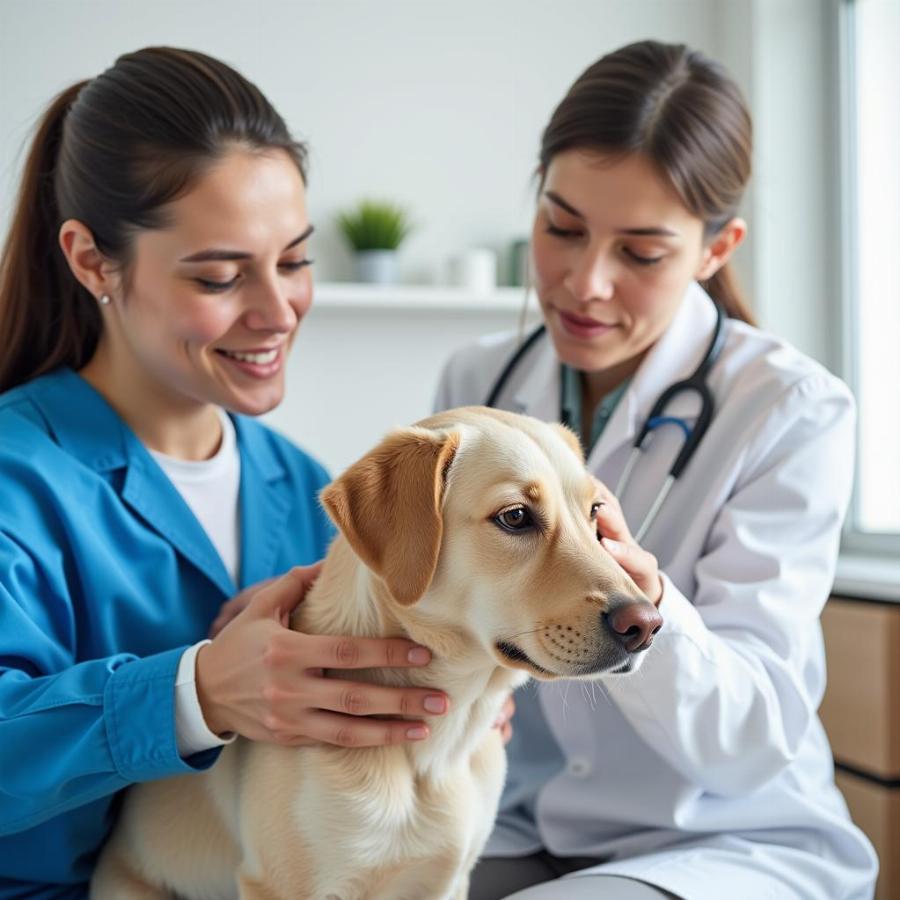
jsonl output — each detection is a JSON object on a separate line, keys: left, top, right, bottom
{"left": 494, "top": 506, "right": 535, "bottom": 533}
{"left": 590, "top": 502, "right": 604, "bottom": 520}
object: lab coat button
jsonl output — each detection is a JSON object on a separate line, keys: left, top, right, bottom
{"left": 567, "top": 756, "right": 591, "bottom": 778}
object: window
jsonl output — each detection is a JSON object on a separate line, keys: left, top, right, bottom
{"left": 839, "top": 0, "right": 900, "bottom": 552}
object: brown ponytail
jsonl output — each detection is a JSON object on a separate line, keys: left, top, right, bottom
{"left": 0, "top": 81, "right": 97, "bottom": 393}
{"left": 0, "top": 47, "right": 308, "bottom": 394}
{"left": 539, "top": 40, "right": 756, "bottom": 325}
{"left": 704, "top": 264, "right": 754, "bottom": 326}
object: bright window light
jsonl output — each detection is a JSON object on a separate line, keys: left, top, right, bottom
{"left": 848, "top": 0, "right": 900, "bottom": 535}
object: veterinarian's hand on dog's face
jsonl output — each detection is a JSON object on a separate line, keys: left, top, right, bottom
{"left": 493, "top": 694, "right": 515, "bottom": 745}
{"left": 196, "top": 564, "right": 449, "bottom": 747}
{"left": 593, "top": 485, "right": 664, "bottom": 607}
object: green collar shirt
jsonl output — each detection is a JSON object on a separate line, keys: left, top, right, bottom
{"left": 560, "top": 364, "right": 630, "bottom": 452}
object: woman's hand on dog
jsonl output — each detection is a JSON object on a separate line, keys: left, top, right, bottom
{"left": 593, "top": 484, "right": 664, "bottom": 607}
{"left": 208, "top": 578, "right": 278, "bottom": 638}
{"left": 196, "top": 564, "right": 450, "bottom": 747}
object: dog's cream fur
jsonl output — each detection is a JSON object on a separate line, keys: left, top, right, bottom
{"left": 91, "top": 407, "right": 652, "bottom": 900}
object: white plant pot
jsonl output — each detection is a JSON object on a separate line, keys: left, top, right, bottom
{"left": 355, "top": 250, "right": 399, "bottom": 284}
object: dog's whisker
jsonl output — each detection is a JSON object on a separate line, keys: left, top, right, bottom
{"left": 596, "top": 680, "right": 614, "bottom": 709}
{"left": 504, "top": 626, "right": 548, "bottom": 642}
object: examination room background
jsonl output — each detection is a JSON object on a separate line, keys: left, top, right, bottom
{"left": 4, "top": 3, "right": 900, "bottom": 896}
{"left": 0, "top": 0, "right": 836, "bottom": 474}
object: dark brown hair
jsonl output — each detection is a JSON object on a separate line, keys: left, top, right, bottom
{"left": 0, "top": 47, "right": 308, "bottom": 393}
{"left": 539, "top": 40, "right": 755, "bottom": 324}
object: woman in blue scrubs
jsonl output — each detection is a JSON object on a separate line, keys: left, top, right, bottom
{"left": 0, "top": 47, "right": 450, "bottom": 898}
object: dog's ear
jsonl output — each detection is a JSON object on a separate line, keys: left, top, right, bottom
{"left": 552, "top": 423, "right": 584, "bottom": 462}
{"left": 320, "top": 428, "right": 460, "bottom": 605}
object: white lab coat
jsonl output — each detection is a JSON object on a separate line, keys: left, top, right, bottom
{"left": 434, "top": 284, "right": 878, "bottom": 900}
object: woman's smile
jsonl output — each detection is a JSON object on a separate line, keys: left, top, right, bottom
{"left": 556, "top": 307, "right": 621, "bottom": 340}
{"left": 214, "top": 342, "right": 286, "bottom": 379}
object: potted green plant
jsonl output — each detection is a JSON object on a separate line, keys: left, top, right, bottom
{"left": 336, "top": 199, "right": 414, "bottom": 284}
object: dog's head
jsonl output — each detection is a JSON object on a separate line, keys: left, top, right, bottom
{"left": 320, "top": 406, "right": 661, "bottom": 679}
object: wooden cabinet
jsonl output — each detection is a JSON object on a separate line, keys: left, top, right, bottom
{"left": 835, "top": 770, "right": 900, "bottom": 900}
{"left": 820, "top": 597, "right": 900, "bottom": 900}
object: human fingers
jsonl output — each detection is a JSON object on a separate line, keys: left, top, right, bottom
{"left": 289, "top": 710, "right": 432, "bottom": 748}
{"left": 208, "top": 608, "right": 237, "bottom": 639}
{"left": 217, "top": 665, "right": 447, "bottom": 745}
{"left": 208, "top": 578, "right": 278, "bottom": 638}
{"left": 493, "top": 694, "right": 516, "bottom": 746}
{"left": 297, "top": 633, "right": 437, "bottom": 670}
{"left": 314, "top": 677, "right": 449, "bottom": 718}
{"left": 247, "top": 563, "right": 324, "bottom": 621}
{"left": 492, "top": 694, "right": 515, "bottom": 728}
{"left": 593, "top": 490, "right": 633, "bottom": 545}
{"left": 592, "top": 484, "right": 663, "bottom": 600}
{"left": 196, "top": 612, "right": 438, "bottom": 740}
{"left": 601, "top": 537, "right": 663, "bottom": 606}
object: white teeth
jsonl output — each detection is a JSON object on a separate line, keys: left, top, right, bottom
{"left": 223, "top": 348, "right": 278, "bottom": 365}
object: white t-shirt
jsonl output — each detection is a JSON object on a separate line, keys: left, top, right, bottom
{"left": 149, "top": 408, "right": 241, "bottom": 583}
{"left": 149, "top": 408, "right": 240, "bottom": 757}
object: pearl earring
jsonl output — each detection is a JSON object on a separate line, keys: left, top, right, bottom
{"left": 99, "top": 294, "right": 111, "bottom": 306}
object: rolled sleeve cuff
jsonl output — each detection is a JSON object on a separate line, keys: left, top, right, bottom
{"left": 175, "top": 640, "right": 236, "bottom": 758}
{"left": 103, "top": 646, "right": 222, "bottom": 782}
{"left": 604, "top": 572, "right": 714, "bottom": 708}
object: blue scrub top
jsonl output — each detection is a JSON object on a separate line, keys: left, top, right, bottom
{"left": 0, "top": 368, "right": 335, "bottom": 898}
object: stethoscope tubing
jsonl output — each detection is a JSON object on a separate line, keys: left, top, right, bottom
{"left": 484, "top": 324, "right": 547, "bottom": 410}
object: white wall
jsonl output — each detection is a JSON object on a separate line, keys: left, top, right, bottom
{"left": 265, "top": 294, "right": 538, "bottom": 475}
{"left": 0, "top": 0, "right": 837, "bottom": 474}
{"left": 743, "top": 0, "right": 837, "bottom": 365}
{"left": 1, "top": 0, "right": 722, "bottom": 284}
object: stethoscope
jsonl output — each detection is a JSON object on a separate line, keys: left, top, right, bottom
{"left": 485, "top": 303, "right": 727, "bottom": 542}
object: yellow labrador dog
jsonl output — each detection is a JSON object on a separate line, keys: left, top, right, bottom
{"left": 92, "top": 407, "right": 661, "bottom": 900}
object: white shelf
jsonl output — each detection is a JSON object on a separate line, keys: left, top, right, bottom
{"left": 312, "top": 282, "right": 529, "bottom": 312}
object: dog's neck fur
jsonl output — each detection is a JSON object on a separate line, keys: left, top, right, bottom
{"left": 294, "top": 537, "right": 526, "bottom": 777}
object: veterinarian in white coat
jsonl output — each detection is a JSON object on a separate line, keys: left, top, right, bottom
{"left": 436, "top": 40, "right": 878, "bottom": 900}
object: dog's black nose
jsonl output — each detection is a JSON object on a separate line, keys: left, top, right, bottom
{"left": 604, "top": 600, "right": 663, "bottom": 653}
